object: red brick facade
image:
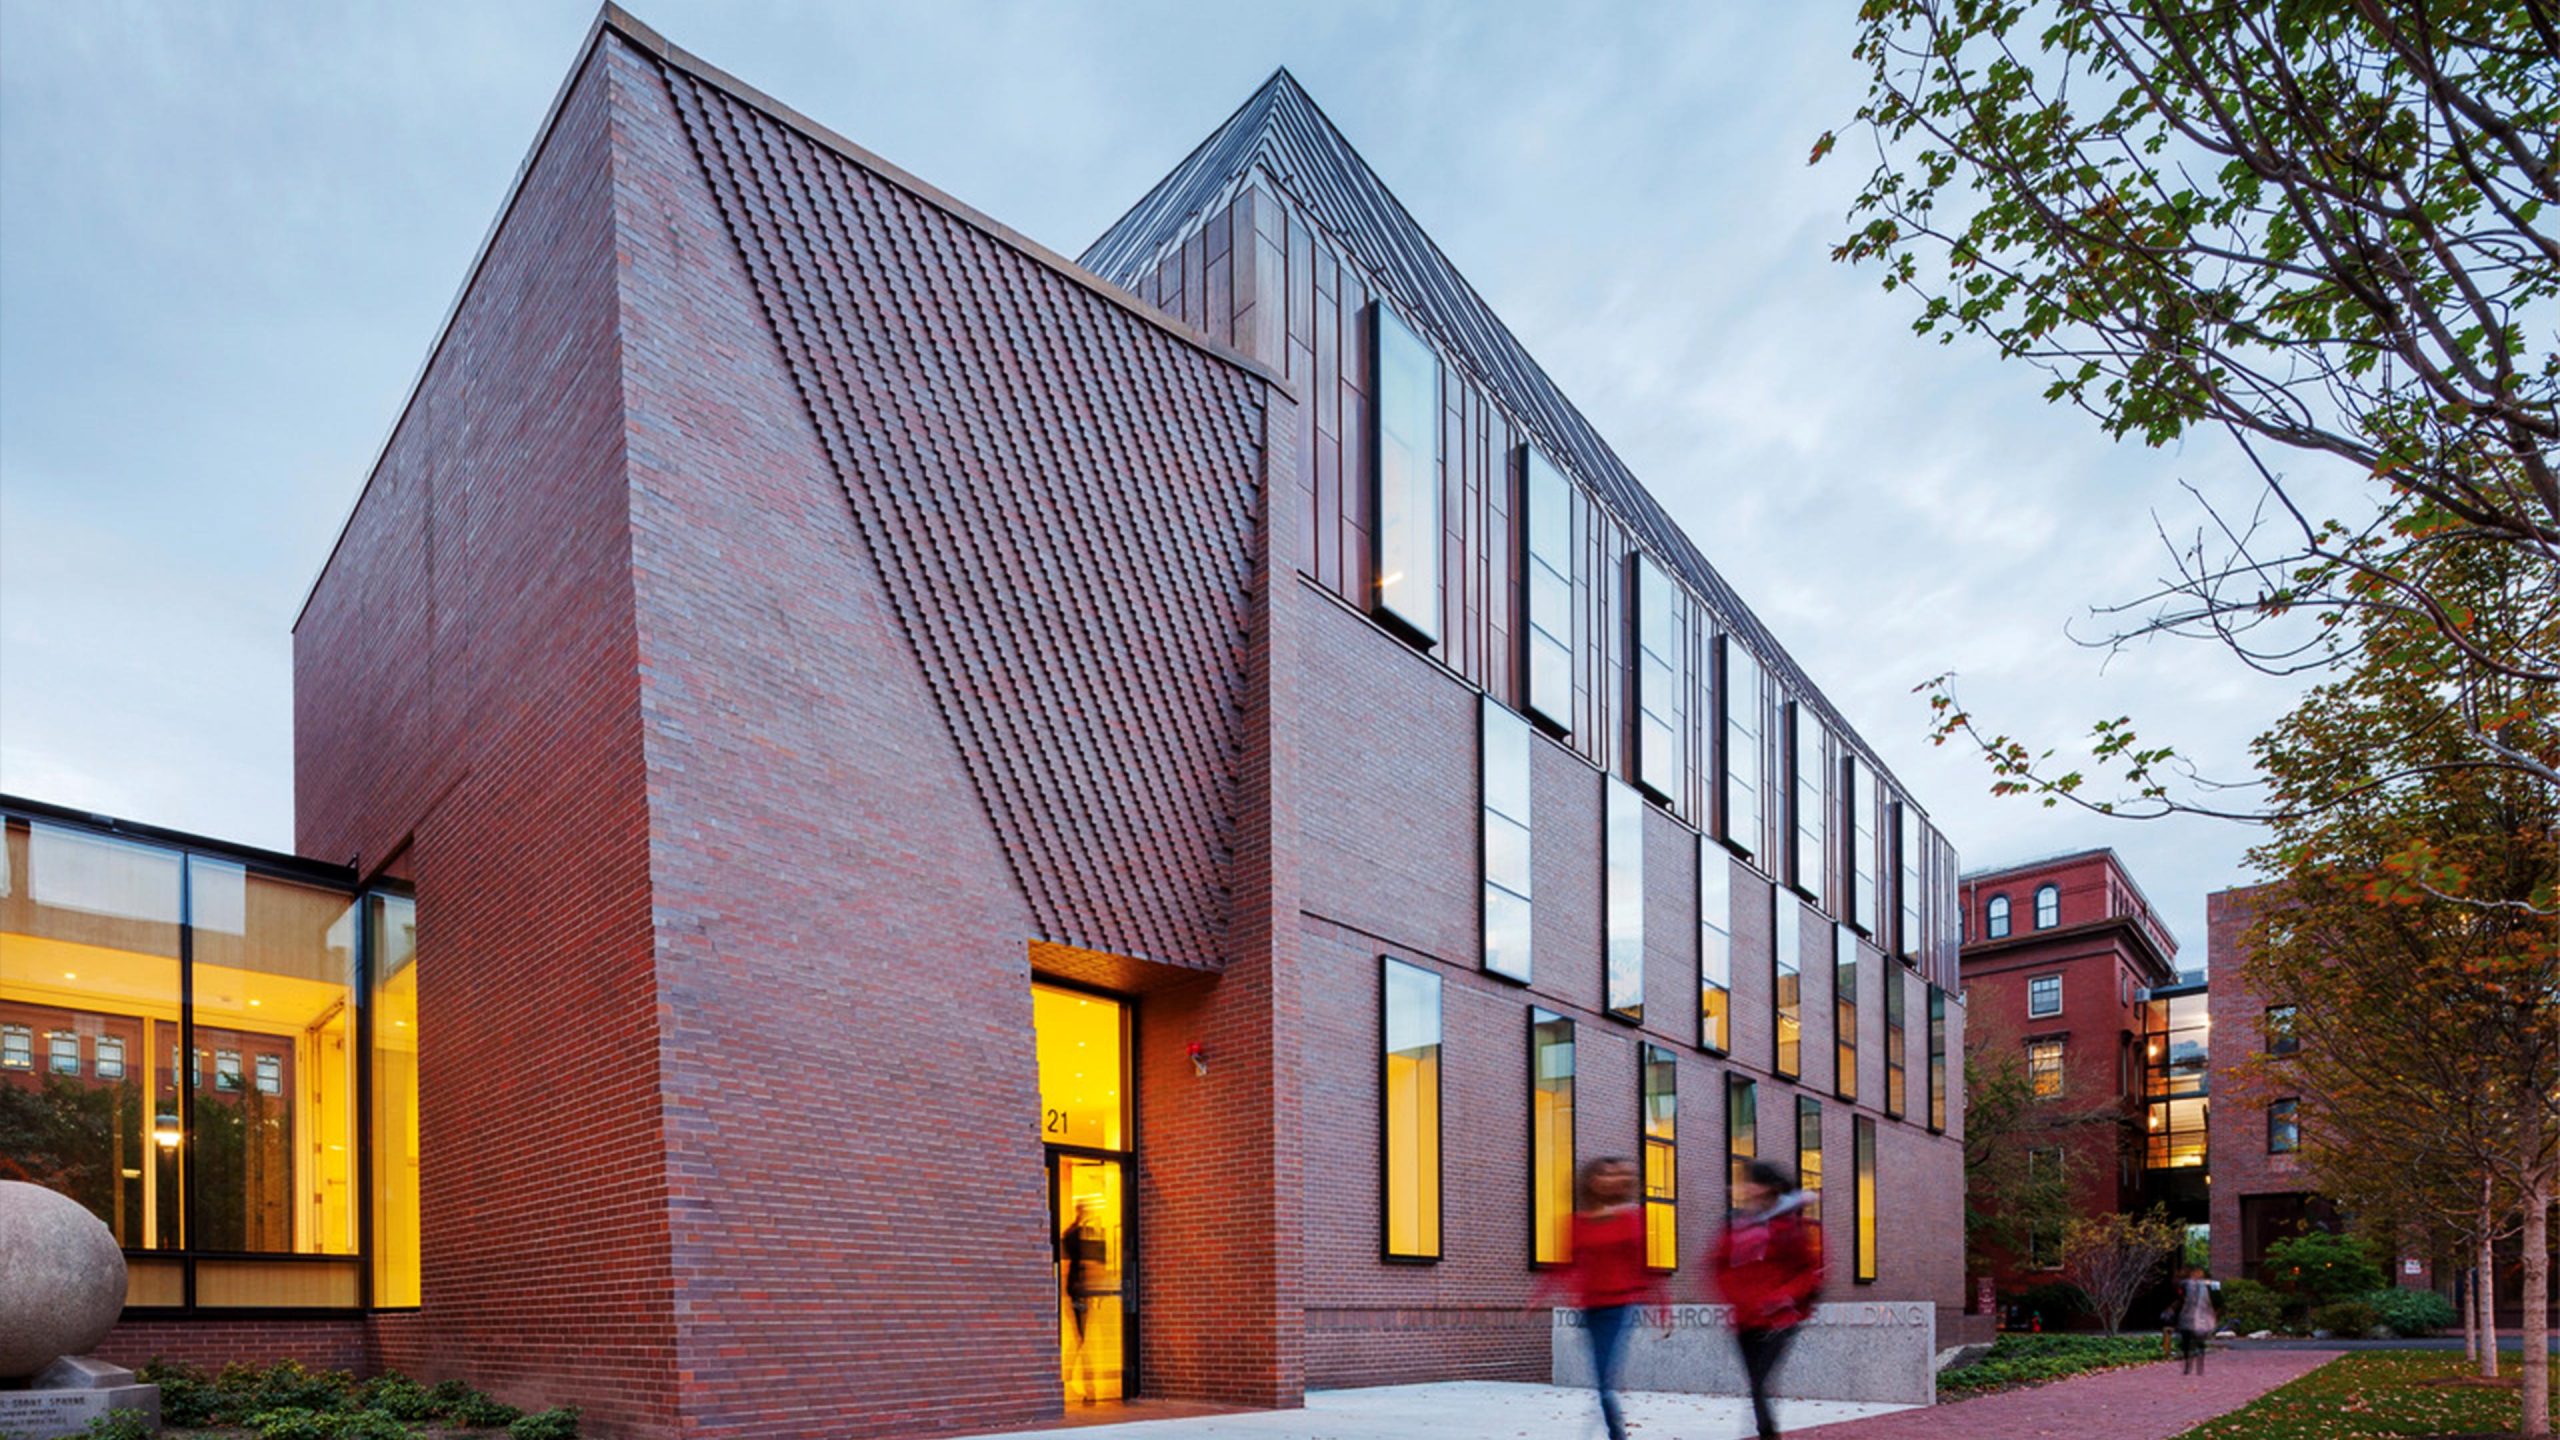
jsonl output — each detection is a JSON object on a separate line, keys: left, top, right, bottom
{"left": 1958, "top": 850, "right": 2180, "bottom": 1288}
{"left": 103, "top": 10, "right": 1970, "bottom": 1436}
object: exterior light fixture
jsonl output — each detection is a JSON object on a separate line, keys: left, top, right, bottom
{"left": 153, "top": 1110, "right": 182, "bottom": 1149}
{"left": 1186, "top": 1041, "right": 1208, "bottom": 1077}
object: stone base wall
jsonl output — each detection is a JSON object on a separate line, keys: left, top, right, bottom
{"left": 1552, "top": 1302, "right": 1937, "bottom": 1407}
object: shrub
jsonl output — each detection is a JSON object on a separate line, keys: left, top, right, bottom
{"left": 138, "top": 1359, "right": 225, "bottom": 1427}
{"left": 2216, "top": 1277, "right": 2283, "bottom": 1335}
{"left": 2263, "top": 1231, "right": 2384, "bottom": 1307}
{"left": 2368, "top": 1286, "right": 2458, "bottom": 1338}
{"left": 509, "top": 1407, "right": 581, "bottom": 1440}
{"left": 445, "top": 1392, "right": 524, "bottom": 1429}
{"left": 360, "top": 1373, "right": 441, "bottom": 1421}
{"left": 248, "top": 1409, "right": 412, "bottom": 1440}
{"left": 80, "top": 1412, "right": 157, "bottom": 1440}
{"left": 229, "top": 1359, "right": 358, "bottom": 1415}
{"left": 1938, "top": 1333, "right": 2162, "bottom": 1393}
{"left": 2307, "top": 1299, "right": 2382, "bottom": 1337}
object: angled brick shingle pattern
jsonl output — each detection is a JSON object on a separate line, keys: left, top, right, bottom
{"left": 658, "top": 65, "right": 1271, "bottom": 971}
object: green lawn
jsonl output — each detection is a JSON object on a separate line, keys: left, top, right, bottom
{"left": 1937, "top": 1333, "right": 2169, "bottom": 1397}
{"left": 2176, "top": 1352, "right": 2558, "bottom": 1439}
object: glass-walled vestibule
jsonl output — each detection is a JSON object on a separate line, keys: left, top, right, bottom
{"left": 0, "top": 801, "right": 418, "bottom": 1311}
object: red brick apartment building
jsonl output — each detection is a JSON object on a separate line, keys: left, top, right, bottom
{"left": 1957, "top": 850, "right": 2194, "bottom": 1286}
{"left": 2, "top": 8, "right": 1971, "bottom": 1436}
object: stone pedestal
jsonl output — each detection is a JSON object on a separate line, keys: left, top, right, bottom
{"left": 0, "top": 1358, "right": 161, "bottom": 1439}
{"left": 1552, "top": 1301, "right": 1938, "bottom": 1407}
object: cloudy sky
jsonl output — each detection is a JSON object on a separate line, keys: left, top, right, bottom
{"left": 0, "top": 1, "right": 2316, "bottom": 962}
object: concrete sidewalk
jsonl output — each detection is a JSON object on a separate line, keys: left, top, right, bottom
{"left": 950, "top": 1381, "right": 1910, "bottom": 1439}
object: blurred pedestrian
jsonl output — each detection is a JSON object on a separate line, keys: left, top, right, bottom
{"left": 2173, "top": 1265, "right": 2220, "bottom": 1375}
{"left": 1708, "top": 1160, "right": 1823, "bottom": 1440}
{"left": 1529, "top": 1156, "right": 1665, "bottom": 1440}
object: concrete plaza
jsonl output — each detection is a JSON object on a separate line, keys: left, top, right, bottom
{"left": 953, "top": 1381, "right": 1909, "bottom": 1439}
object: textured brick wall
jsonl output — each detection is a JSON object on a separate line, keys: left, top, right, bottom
{"left": 1286, "top": 584, "right": 1964, "bottom": 1389}
{"left": 288, "top": 41, "right": 678, "bottom": 1437}
{"left": 96, "top": 1319, "right": 370, "bottom": 1376}
{"left": 2202, "top": 883, "right": 2310, "bottom": 1281}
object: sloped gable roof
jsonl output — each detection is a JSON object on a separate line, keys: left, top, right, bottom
{"left": 1082, "top": 69, "right": 1906, "bottom": 795}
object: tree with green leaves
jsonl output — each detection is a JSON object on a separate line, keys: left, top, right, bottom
{"left": 1962, "top": 1010, "right": 2129, "bottom": 1280}
{"left": 2236, "top": 542, "right": 2556, "bottom": 1420}
{"left": 1826, "top": 0, "right": 2558, "bottom": 809}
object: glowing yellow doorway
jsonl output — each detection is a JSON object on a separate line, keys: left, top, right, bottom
{"left": 1033, "top": 983, "right": 1131, "bottom": 1405}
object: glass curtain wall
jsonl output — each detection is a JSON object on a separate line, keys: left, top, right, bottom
{"left": 0, "top": 812, "right": 406, "bottom": 1311}
{"left": 2144, "top": 990, "right": 2210, "bottom": 1169}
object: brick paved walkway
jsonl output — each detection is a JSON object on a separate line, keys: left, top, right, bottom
{"left": 1792, "top": 1347, "right": 2343, "bottom": 1439}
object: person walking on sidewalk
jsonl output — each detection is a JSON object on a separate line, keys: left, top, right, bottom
{"left": 1708, "top": 1160, "right": 1824, "bottom": 1440}
{"left": 1529, "top": 1156, "right": 1666, "bottom": 1440}
{"left": 2173, "top": 1266, "right": 2220, "bottom": 1375}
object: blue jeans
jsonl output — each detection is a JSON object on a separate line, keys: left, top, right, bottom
{"left": 1582, "top": 1305, "right": 1635, "bottom": 1440}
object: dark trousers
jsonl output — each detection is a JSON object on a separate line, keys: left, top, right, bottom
{"left": 1581, "top": 1304, "right": 1635, "bottom": 1440}
{"left": 2178, "top": 1326, "right": 2208, "bottom": 1371}
{"left": 1735, "top": 1325, "right": 1797, "bottom": 1440}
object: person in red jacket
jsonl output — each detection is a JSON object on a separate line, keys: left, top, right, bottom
{"left": 1528, "top": 1156, "right": 1665, "bottom": 1440}
{"left": 1708, "top": 1159, "right": 1825, "bottom": 1440}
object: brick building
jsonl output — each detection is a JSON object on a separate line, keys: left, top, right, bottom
{"left": 1956, "top": 850, "right": 2188, "bottom": 1286}
{"left": 6, "top": 8, "right": 1972, "bottom": 1437}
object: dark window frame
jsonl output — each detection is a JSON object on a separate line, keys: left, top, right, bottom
{"left": 1480, "top": 696, "right": 1534, "bottom": 985}
{"left": 1927, "top": 986, "right": 1947, "bottom": 1132}
{"left": 1699, "top": 838, "right": 1731, "bottom": 1055}
{"left": 1529, "top": 1007, "right": 1578, "bottom": 1269}
{"left": 1797, "top": 1095, "right": 1824, "bottom": 1223}
{"left": 1604, "top": 778, "right": 1645, "bottom": 1023}
{"left": 1367, "top": 301, "right": 1441, "bottom": 648}
{"left": 1640, "top": 1042, "right": 1678, "bottom": 1272}
{"left": 1718, "top": 637, "right": 1763, "bottom": 860}
{"left": 1853, "top": 1115, "right": 1878, "bottom": 1284}
{"left": 1518, "top": 446, "right": 1574, "bottom": 735}
{"left": 2028, "top": 972, "right": 2062, "bottom": 1019}
{"left": 1986, "top": 893, "right": 2013, "bottom": 939}
{"left": 1379, "top": 956, "right": 1444, "bottom": 1263}
{"left": 2033, "top": 883, "right": 2060, "bottom": 930}
{"left": 1726, "top": 1074, "right": 1758, "bottom": 1210}
{"left": 1834, "top": 922, "right": 1859, "bottom": 1103}
{"left": 1884, "top": 965, "right": 1907, "bottom": 1119}
{"left": 2265, "top": 1003, "right": 2300, "bottom": 1057}
{"left": 1773, "top": 887, "right": 1802, "bottom": 1080}
{"left": 2268, "top": 1097, "right": 2301, "bottom": 1154}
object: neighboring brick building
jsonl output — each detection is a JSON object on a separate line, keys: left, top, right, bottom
{"left": 11, "top": 8, "right": 1971, "bottom": 1437}
{"left": 1957, "top": 850, "right": 2185, "bottom": 1287}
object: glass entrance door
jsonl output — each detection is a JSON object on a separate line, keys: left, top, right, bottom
{"left": 1051, "top": 1152, "right": 1126, "bottom": 1403}
{"left": 1032, "top": 983, "right": 1133, "bottom": 1404}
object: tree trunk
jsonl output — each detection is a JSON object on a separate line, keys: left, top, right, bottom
{"left": 2523, "top": 1174, "right": 2550, "bottom": 1440}
{"left": 2486, "top": 1189, "right": 2504, "bottom": 1379}
{"left": 2464, "top": 1255, "right": 2480, "bottom": 1362}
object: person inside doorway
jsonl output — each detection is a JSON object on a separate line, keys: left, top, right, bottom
{"left": 1529, "top": 1156, "right": 1665, "bottom": 1440}
{"left": 1708, "top": 1160, "right": 1824, "bottom": 1440}
{"left": 1060, "top": 1198, "right": 1111, "bottom": 1404}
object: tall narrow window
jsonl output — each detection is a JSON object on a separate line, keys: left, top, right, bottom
{"left": 1371, "top": 302, "right": 1440, "bottom": 645}
{"left": 1719, "top": 638, "right": 1763, "bottom": 857}
{"left": 1382, "top": 958, "right": 1442, "bottom": 1259}
{"left": 1532, "top": 1009, "right": 1577, "bottom": 1265}
{"left": 1632, "top": 555, "right": 1685, "bottom": 805}
{"left": 1854, "top": 1116, "right": 1878, "bottom": 1283}
{"left": 1927, "top": 986, "right": 1947, "bottom": 1133}
{"left": 1482, "top": 697, "right": 1534, "bottom": 983}
{"left": 1789, "top": 702, "right": 1826, "bottom": 902}
{"left": 1726, "top": 1075, "right": 1757, "bottom": 1210}
{"left": 1606, "top": 779, "right": 1645, "bottom": 1022}
{"left": 2028, "top": 1038, "right": 2065, "bottom": 1099}
{"left": 1884, "top": 968, "right": 1907, "bottom": 1119}
{"left": 1894, "top": 802, "right": 1921, "bottom": 962}
{"left": 371, "top": 893, "right": 422, "bottom": 1307}
{"left": 1641, "top": 1044, "right": 1677, "bottom": 1269}
{"left": 1521, "top": 447, "right": 1574, "bottom": 731}
{"left": 1986, "top": 893, "right": 2012, "bottom": 939}
{"left": 2034, "top": 883, "right": 2060, "bottom": 929}
{"left": 1834, "top": 922, "right": 1858, "bottom": 1103}
{"left": 1797, "top": 1096, "right": 1824, "bottom": 1222}
{"left": 1773, "top": 888, "right": 1802, "bottom": 1079}
{"left": 1846, "top": 757, "right": 1879, "bottom": 935}
{"left": 2268, "top": 1098, "right": 2301, "bottom": 1154}
{"left": 1699, "top": 841, "right": 1731, "bottom": 1054}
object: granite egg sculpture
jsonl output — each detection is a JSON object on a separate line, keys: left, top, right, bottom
{"left": 0, "top": 1181, "right": 128, "bottom": 1379}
